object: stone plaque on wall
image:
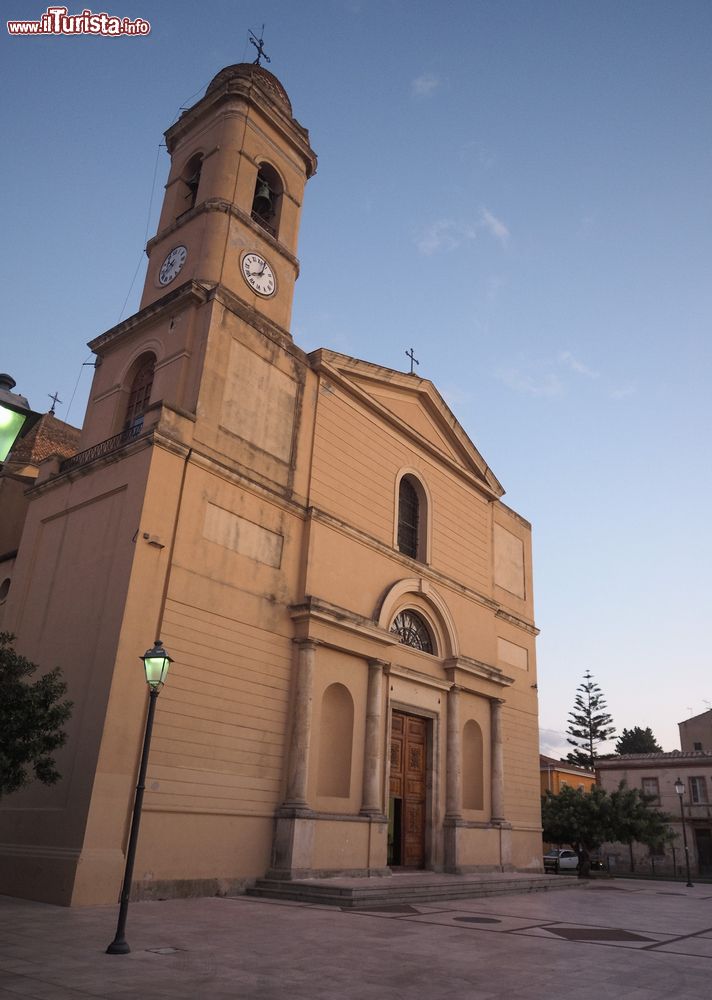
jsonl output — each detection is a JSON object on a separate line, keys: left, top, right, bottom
{"left": 203, "top": 502, "right": 283, "bottom": 568}
{"left": 220, "top": 339, "right": 297, "bottom": 463}
{"left": 493, "top": 523, "right": 525, "bottom": 598}
{"left": 497, "top": 637, "right": 529, "bottom": 671}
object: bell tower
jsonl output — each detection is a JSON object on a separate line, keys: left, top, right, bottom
{"left": 141, "top": 63, "right": 317, "bottom": 334}
{"left": 75, "top": 64, "right": 317, "bottom": 463}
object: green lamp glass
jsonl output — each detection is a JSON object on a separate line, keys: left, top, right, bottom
{"left": 140, "top": 640, "right": 173, "bottom": 689}
{"left": 0, "top": 374, "right": 41, "bottom": 462}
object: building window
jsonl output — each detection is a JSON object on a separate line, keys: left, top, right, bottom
{"left": 641, "top": 777, "right": 660, "bottom": 803}
{"left": 251, "top": 162, "right": 282, "bottom": 238}
{"left": 181, "top": 153, "right": 203, "bottom": 214}
{"left": 397, "top": 472, "right": 431, "bottom": 562}
{"left": 689, "top": 776, "right": 708, "bottom": 804}
{"left": 694, "top": 742, "right": 703, "bottom": 751}
{"left": 390, "top": 610, "right": 434, "bottom": 654}
{"left": 123, "top": 356, "right": 155, "bottom": 431}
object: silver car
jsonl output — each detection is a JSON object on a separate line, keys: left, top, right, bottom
{"left": 543, "top": 849, "right": 579, "bottom": 872}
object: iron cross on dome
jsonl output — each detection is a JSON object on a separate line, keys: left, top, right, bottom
{"left": 249, "top": 26, "right": 271, "bottom": 66}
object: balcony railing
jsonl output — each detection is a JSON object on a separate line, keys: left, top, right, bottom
{"left": 59, "top": 422, "right": 143, "bottom": 474}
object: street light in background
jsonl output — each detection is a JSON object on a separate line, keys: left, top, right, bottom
{"left": 107, "top": 640, "right": 173, "bottom": 955}
{"left": 674, "top": 777, "right": 694, "bottom": 888}
{"left": 0, "top": 374, "right": 41, "bottom": 462}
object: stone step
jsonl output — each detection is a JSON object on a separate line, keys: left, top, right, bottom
{"left": 247, "top": 873, "right": 580, "bottom": 908}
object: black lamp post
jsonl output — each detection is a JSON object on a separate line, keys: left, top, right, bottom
{"left": 107, "top": 640, "right": 173, "bottom": 955}
{"left": 674, "top": 777, "right": 694, "bottom": 888}
{"left": 0, "top": 374, "right": 41, "bottom": 462}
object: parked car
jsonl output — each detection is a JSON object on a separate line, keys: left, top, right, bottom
{"left": 543, "top": 849, "right": 579, "bottom": 872}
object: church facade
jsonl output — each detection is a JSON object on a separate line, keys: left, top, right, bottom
{"left": 0, "top": 64, "right": 543, "bottom": 906}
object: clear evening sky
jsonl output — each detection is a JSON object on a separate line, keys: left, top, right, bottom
{"left": 2, "top": 1, "right": 710, "bottom": 756}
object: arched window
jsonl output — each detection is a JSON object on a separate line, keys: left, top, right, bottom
{"left": 317, "top": 683, "right": 354, "bottom": 797}
{"left": 123, "top": 355, "right": 155, "bottom": 431}
{"left": 178, "top": 153, "right": 203, "bottom": 216}
{"left": 397, "top": 474, "right": 428, "bottom": 561}
{"left": 390, "top": 610, "right": 434, "bottom": 654}
{"left": 462, "top": 719, "right": 484, "bottom": 810}
{"left": 251, "top": 162, "right": 283, "bottom": 238}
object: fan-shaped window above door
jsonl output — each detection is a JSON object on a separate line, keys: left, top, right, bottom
{"left": 390, "top": 610, "right": 434, "bottom": 654}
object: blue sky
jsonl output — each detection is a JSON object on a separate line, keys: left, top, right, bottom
{"left": 3, "top": 0, "right": 711, "bottom": 755}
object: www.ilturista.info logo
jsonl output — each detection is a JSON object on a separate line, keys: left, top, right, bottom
{"left": 7, "top": 6, "right": 150, "bottom": 35}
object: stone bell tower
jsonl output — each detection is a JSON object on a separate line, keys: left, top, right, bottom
{"left": 141, "top": 63, "right": 317, "bottom": 333}
{"left": 75, "top": 63, "right": 318, "bottom": 480}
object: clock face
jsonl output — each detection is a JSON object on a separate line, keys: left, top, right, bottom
{"left": 241, "top": 252, "right": 277, "bottom": 297}
{"left": 158, "top": 245, "right": 187, "bottom": 286}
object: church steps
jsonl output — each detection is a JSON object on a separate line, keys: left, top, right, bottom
{"left": 247, "top": 873, "right": 580, "bottom": 907}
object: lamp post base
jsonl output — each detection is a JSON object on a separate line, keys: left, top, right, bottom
{"left": 106, "top": 938, "right": 131, "bottom": 955}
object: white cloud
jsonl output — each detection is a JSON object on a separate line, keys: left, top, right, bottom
{"left": 610, "top": 383, "right": 636, "bottom": 399}
{"left": 415, "top": 219, "right": 477, "bottom": 256}
{"left": 540, "top": 728, "right": 570, "bottom": 760}
{"left": 411, "top": 73, "right": 440, "bottom": 98}
{"left": 481, "top": 207, "right": 510, "bottom": 246}
{"left": 495, "top": 367, "right": 563, "bottom": 397}
{"left": 440, "top": 384, "right": 471, "bottom": 409}
{"left": 558, "top": 351, "right": 599, "bottom": 378}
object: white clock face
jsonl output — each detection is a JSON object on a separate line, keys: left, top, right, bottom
{"left": 158, "top": 245, "right": 187, "bottom": 286}
{"left": 241, "top": 252, "right": 276, "bottom": 297}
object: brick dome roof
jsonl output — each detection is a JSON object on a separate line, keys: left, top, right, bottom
{"left": 206, "top": 63, "right": 292, "bottom": 115}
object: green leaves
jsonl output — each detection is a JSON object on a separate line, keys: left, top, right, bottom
{"left": 615, "top": 726, "right": 663, "bottom": 755}
{"left": 0, "top": 632, "right": 73, "bottom": 799}
{"left": 542, "top": 781, "right": 672, "bottom": 877}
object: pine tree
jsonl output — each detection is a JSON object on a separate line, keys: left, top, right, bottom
{"left": 566, "top": 670, "right": 616, "bottom": 771}
{"left": 615, "top": 726, "right": 663, "bottom": 755}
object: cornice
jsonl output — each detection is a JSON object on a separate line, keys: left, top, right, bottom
{"left": 444, "top": 656, "right": 514, "bottom": 689}
{"left": 308, "top": 506, "right": 537, "bottom": 636}
{"left": 146, "top": 198, "right": 300, "bottom": 273}
{"left": 87, "top": 280, "right": 210, "bottom": 354}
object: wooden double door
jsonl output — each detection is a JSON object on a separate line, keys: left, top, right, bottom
{"left": 388, "top": 711, "right": 427, "bottom": 868}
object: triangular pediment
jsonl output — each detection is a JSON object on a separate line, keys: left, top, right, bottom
{"left": 309, "top": 350, "right": 504, "bottom": 498}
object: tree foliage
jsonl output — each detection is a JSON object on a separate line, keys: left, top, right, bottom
{"left": 615, "top": 726, "right": 663, "bottom": 755}
{"left": 566, "top": 670, "right": 616, "bottom": 770}
{"left": 0, "top": 632, "right": 72, "bottom": 799}
{"left": 541, "top": 782, "right": 672, "bottom": 877}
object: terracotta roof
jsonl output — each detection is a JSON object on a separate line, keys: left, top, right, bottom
{"left": 539, "top": 754, "right": 594, "bottom": 774}
{"left": 597, "top": 750, "right": 712, "bottom": 766}
{"left": 8, "top": 412, "right": 80, "bottom": 464}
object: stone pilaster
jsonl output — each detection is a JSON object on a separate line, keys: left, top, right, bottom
{"left": 283, "top": 639, "right": 317, "bottom": 807}
{"left": 361, "top": 659, "right": 386, "bottom": 816}
{"left": 444, "top": 683, "right": 463, "bottom": 872}
{"left": 268, "top": 639, "right": 317, "bottom": 879}
{"left": 491, "top": 698, "right": 505, "bottom": 823}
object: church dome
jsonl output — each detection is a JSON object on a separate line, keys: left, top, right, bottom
{"left": 206, "top": 63, "right": 292, "bottom": 115}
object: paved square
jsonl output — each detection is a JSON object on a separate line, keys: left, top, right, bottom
{"left": 1, "top": 880, "right": 711, "bottom": 998}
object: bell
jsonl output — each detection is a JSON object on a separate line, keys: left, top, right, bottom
{"left": 253, "top": 178, "right": 273, "bottom": 218}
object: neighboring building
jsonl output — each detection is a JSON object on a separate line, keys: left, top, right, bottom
{"left": 0, "top": 63, "right": 543, "bottom": 906}
{"left": 679, "top": 709, "right": 712, "bottom": 753}
{"left": 539, "top": 755, "right": 595, "bottom": 796}
{"left": 0, "top": 411, "right": 79, "bottom": 629}
{"left": 597, "top": 752, "right": 712, "bottom": 876}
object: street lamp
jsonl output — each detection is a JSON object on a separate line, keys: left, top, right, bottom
{"left": 107, "top": 640, "right": 173, "bottom": 955}
{"left": 674, "top": 777, "right": 694, "bottom": 888}
{"left": 0, "top": 374, "right": 41, "bottom": 462}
